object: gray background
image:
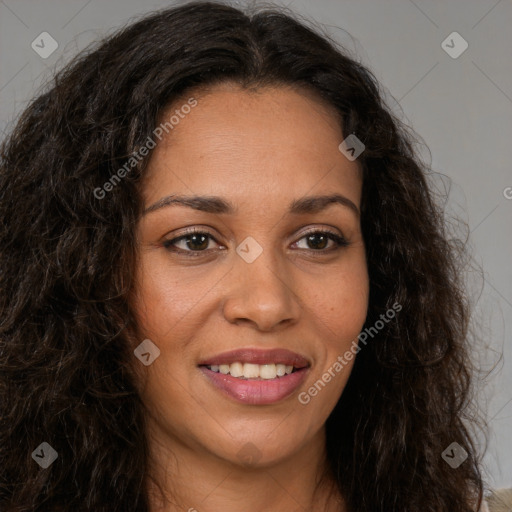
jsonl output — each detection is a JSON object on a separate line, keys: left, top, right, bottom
{"left": 1, "top": 0, "right": 511, "bottom": 489}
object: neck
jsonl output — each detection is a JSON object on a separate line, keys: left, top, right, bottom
{"left": 145, "top": 423, "right": 345, "bottom": 512}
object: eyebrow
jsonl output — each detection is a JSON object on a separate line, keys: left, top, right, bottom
{"left": 143, "top": 193, "right": 359, "bottom": 217}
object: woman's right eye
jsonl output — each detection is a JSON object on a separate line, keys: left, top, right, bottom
{"left": 163, "top": 230, "right": 220, "bottom": 255}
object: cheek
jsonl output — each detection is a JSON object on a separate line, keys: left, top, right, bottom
{"left": 308, "top": 257, "right": 369, "bottom": 344}
{"left": 132, "top": 253, "right": 217, "bottom": 339}
{"left": 299, "top": 274, "right": 367, "bottom": 418}
{"left": 302, "top": 255, "right": 368, "bottom": 408}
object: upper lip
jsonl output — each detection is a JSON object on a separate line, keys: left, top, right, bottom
{"left": 198, "top": 348, "right": 310, "bottom": 368}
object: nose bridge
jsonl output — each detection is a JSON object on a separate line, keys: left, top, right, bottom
{"left": 222, "top": 234, "right": 300, "bottom": 330}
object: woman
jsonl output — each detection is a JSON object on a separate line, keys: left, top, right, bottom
{"left": 0, "top": 2, "right": 485, "bottom": 510}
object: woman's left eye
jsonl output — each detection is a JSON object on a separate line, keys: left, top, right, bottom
{"left": 162, "top": 229, "right": 349, "bottom": 256}
{"left": 293, "top": 230, "right": 349, "bottom": 251}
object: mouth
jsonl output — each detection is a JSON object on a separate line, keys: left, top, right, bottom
{"left": 198, "top": 348, "right": 310, "bottom": 405}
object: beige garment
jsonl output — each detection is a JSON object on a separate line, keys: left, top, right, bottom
{"left": 485, "top": 488, "right": 512, "bottom": 512}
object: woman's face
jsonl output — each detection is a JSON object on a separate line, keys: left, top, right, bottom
{"left": 133, "top": 82, "right": 369, "bottom": 469}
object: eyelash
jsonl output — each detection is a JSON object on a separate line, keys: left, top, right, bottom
{"left": 162, "top": 227, "right": 349, "bottom": 257}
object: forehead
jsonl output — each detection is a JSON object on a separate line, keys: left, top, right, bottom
{"left": 142, "top": 82, "right": 361, "bottom": 206}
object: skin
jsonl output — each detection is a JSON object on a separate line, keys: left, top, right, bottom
{"left": 131, "top": 82, "right": 369, "bottom": 512}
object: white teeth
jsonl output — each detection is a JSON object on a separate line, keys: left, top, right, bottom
{"left": 259, "top": 364, "right": 277, "bottom": 379}
{"left": 205, "top": 362, "right": 302, "bottom": 379}
{"left": 230, "top": 362, "right": 244, "bottom": 378}
{"left": 276, "top": 364, "right": 286, "bottom": 377}
{"left": 243, "top": 363, "right": 260, "bottom": 379}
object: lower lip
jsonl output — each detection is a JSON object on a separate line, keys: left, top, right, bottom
{"left": 199, "top": 366, "right": 309, "bottom": 405}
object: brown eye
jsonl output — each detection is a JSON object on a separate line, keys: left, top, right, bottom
{"left": 163, "top": 230, "right": 219, "bottom": 254}
{"left": 294, "top": 230, "right": 349, "bottom": 252}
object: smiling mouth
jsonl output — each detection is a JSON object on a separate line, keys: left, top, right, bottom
{"left": 198, "top": 363, "right": 310, "bottom": 405}
{"left": 200, "top": 362, "right": 303, "bottom": 380}
{"left": 197, "top": 348, "right": 311, "bottom": 401}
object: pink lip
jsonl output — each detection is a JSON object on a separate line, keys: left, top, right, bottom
{"left": 198, "top": 348, "right": 310, "bottom": 368}
{"left": 199, "top": 366, "right": 310, "bottom": 405}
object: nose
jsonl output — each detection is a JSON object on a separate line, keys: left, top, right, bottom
{"left": 222, "top": 245, "right": 302, "bottom": 332}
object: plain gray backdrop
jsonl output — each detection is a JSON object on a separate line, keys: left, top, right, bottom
{"left": 1, "top": 0, "right": 511, "bottom": 489}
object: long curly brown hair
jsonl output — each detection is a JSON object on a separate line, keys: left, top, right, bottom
{"left": 0, "top": 2, "right": 485, "bottom": 511}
